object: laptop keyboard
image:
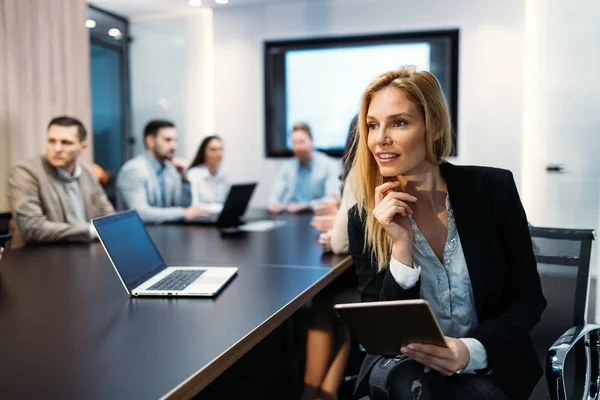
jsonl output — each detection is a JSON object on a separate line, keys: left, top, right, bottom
{"left": 148, "top": 269, "right": 205, "bottom": 291}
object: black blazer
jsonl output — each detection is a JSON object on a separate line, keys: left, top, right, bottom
{"left": 348, "top": 162, "right": 547, "bottom": 400}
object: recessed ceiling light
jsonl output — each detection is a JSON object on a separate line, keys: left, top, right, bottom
{"left": 215, "top": 0, "right": 228, "bottom": 4}
{"left": 189, "top": 0, "right": 202, "bottom": 6}
{"left": 108, "top": 28, "right": 123, "bottom": 39}
{"left": 85, "top": 20, "right": 96, "bottom": 28}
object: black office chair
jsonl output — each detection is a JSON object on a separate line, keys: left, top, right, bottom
{"left": 0, "top": 212, "right": 13, "bottom": 250}
{"left": 0, "top": 212, "right": 11, "bottom": 235}
{"left": 527, "top": 227, "right": 598, "bottom": 400}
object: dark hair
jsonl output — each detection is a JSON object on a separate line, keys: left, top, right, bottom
{"left": 342, "top": 115, "right": 359, "bottom": 183}
{"left": 143, "top": 120, "right": 175, "bottom": 141}
{"left": 47, "top": 116, "right": 87, "bottom": 142}
{"left": 291, "top": 122, "right": 312, "bottom": 140}
{"left": 189, "top": 136, "right": 222, "bottom": 169}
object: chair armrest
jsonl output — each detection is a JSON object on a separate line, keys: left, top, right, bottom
{"left": 547, "top": 324, "right": 600, "bottom": 373}
{"left": 546, "top": 324, "right": 600, "bottom": 400}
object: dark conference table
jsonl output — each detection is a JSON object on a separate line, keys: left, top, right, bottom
{"left": 0, "top": 213, "right": 351, "bottom": 399}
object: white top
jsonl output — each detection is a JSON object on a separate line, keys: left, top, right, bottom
{"left": 330, "top": 169, "right": 357, "bottom": 255}
{"left": 389, "top": 195, "right": 489, "bottom": 374}
{"left": 187, "top": 165, "right": 229, "bottom": 206}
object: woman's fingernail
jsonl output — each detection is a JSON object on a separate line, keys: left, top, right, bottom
{"left": 408, "top": 344, "right": 415, "bottom": 350}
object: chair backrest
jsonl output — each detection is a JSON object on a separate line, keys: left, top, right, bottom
{"left": 530, "top": 227, "right": 595, "bottom": 326}
{"left": 0, "top": 212, "right": 12, "bottom": 235}
{"left": 528, "top": 227, "right": 595, "bottom": 400}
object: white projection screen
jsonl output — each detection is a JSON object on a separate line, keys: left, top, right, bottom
{"left": 264, "top": 30, "right": 459, "bottom": 157}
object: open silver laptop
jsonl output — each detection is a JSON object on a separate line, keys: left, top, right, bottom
{"left": 92, "top": 210, "right": 238, "bottom": 297}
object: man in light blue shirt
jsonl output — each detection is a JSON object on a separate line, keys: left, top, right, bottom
{"left": 268, "top": 123, "right": 342, "bottom": 214}
{"left": 116, "top": 120, "right": 210, "bottom": 224}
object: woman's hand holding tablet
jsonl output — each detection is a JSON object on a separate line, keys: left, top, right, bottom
{"left": 401, "top": 336, "right": 470, "bottom": 376}
{"left": 335, "top": 299, "right": 470, "bottom": 375}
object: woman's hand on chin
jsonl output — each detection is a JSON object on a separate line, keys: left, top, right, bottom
{"left": 373, "top": 181, "right": 416, "bottom": 264}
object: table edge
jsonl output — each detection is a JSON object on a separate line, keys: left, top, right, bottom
{"left": 160, "top": 255, "right": 353, "bottom": 399}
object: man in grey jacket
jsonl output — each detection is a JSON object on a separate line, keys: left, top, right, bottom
{"left": 116, "top": 120, "right": 209, "bottom": 224}
{"left": 267, "top": 123, "right": 341, "bottom": 214}
{"left": 8, "top": 116, "right": 115, "bottom": 245}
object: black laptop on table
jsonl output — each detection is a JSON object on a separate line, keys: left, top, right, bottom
{"left": 191, "top": 182, "right": 257, "bottom": 228}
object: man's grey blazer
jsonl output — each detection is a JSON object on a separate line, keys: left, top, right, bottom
{"left": 116, "top": 154, "right": 191, "bottom": 224}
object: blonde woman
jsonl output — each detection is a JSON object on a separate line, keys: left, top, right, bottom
{"left": 347, "top": 67, "right": 546, "bottom": 400}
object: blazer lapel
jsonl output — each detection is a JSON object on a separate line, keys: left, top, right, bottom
{"left": 43, "top": 160, "right": 70, "bottom": 222}
{"left": 79, "top": 169, "right": 94, "bottom": 219}
{"left": 285, "top": 159, "right": 299, "bottom": 204}
{"left": 165, "top": 168, "right": 176, "bottom": 207}
{"left": 441, "top": 162, "right": 489, "bottom": 318}
{"left": 143, "top": 157, "right": 161, "bottom": 206}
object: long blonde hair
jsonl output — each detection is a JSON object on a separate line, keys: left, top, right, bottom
{"left": 351, "top": 67, "right": 454, "bottom": 271}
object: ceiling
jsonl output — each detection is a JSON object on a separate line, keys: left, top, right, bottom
{"left": 90, "top": 0, "right": 310, "bottom": 18}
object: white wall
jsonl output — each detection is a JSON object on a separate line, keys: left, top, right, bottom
{"left": 520, "top": 0, "right": 600, "bottom": 301}
{"left": 130, "top": 9, "right": 214, "bottom": 160}
{"left": 130, "top": 0, "right": 526, "bottom": 207}
{"left": 522, "top": 0, "right": 600, "bottom": 228}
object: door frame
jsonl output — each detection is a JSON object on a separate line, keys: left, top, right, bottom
{"left": 88, "top": 4, "right": 132, "bottom": 164}
{"left": 90, "top": 39, "right": 131, "bottom": 168}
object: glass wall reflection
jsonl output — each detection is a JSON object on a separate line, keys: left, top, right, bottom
{"left": 88, "top": 6, "right": 131, "bottom": 202}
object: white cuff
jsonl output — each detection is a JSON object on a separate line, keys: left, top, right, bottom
{"left": 389, "top": 257, "right": 421, "bottom": 289}
{"left": 88, "top": 223, "right": 97, "bottom": 240}
{"left": 458, "top": 338, "right": 488, "bottom": 374}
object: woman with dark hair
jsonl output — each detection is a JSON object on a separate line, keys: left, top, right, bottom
{"left": 187, "top": 136, "right": 229, "bottom": 207}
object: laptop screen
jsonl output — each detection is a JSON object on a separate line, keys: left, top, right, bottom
{"left": 93, "top": 211, "right": 167, "bottom": 292}
{"left": 216, "top": 182, "right": 257, "bottom": 227}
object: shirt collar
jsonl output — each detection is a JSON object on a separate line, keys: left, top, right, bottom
{"left": 145, "top": 153, "right": 168, "bottom": 174}
{"left": 202, "top": 165, "right": 223, "bottom": 180}
{"left": 56, "top": 164, "right": 82, "bottom": 183}
{"left": 298, "top": 156, "right": 314, "bottom": 170}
